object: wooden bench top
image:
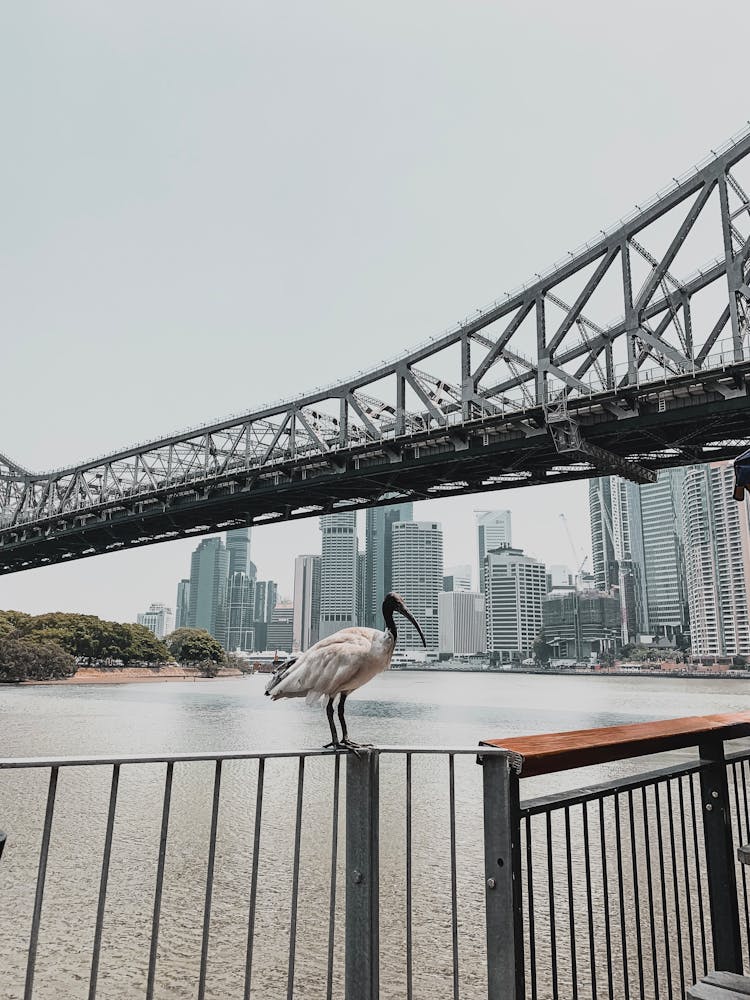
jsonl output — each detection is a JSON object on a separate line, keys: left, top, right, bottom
{"left": 480, "top": 712, "right": 750, "bottom": 777}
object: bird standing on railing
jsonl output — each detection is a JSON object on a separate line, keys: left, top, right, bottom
{"left": 265, "top": 592, "right": 426, "bottom": 749}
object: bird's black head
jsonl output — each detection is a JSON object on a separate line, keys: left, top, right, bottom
{"left": 382, "top": 592, "right": 427, "bottom": 647}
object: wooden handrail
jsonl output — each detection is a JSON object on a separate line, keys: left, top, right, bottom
{"left": 480, "top": 712, "right": 750, "bottom": 777}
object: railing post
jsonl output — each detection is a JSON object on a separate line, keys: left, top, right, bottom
{"left": 482, "top": 752, "right": 524, "bottom": 1000}
{"left": 698, "top": 737, "right": 742, "bottom": 973}
{"left": 345, "top": 749, "right": 379, "bottom": 1000}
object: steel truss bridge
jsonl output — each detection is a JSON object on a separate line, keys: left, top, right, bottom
{"left": 3, "top": 127, "right": 750, "bottom": 575}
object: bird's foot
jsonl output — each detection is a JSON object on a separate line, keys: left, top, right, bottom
{"left": 323, "top": 740, "right": 341, "bottom": 751}
{"left": 340, "top": 739, "right": 371, "bottom": 754}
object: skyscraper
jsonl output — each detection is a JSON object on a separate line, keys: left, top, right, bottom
{"left": 357, "top": 551, "right": 367, "bottom": 626}
{"left": 364, "top": 503, "right": 413, "bottom": 626}
{"left": 640, "top": 469, "right": 688, "bottom": 640}
{"left": 438, "top": 591, "right": 485, "bottom": 655}
{"left": 226, "top": 527, "right": 252, "bottom": 577}
{"left": 475, "top": 510, "right": 512, "bottom": 592}
{"left": 484, "top": 545, "right": 546, "bottom": 662}
{"left": 293, "top": 554, "right": 321, "bottom": 652}
{"left": 175, "top": 579, "right": 190, "bottom": 629}
{"left": 188, "top": 537, "right": 230, "bottom": 647}
{"left": 682, "top": 462, "right": 750, "bottom": 655}
{"left": 227, "top": 571, "right": 256, "bottom": 651}
{"left": 268, "top": 602, "right": 294, "bottom": 653}
{"left": 319, "top": 512, "right": 358, "bottom": 640}
{"left": 136, "top": 603, "right": 174, "bottom": 640}
{"left": 391, "top": 521, "right": 443, "bottom": 650}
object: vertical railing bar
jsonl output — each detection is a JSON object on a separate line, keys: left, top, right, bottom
{"left": 546, "top": 810, "right": 559, "bottom": 1000}
{"left": 88, "top": 763, "right": 120, "bottom": 1000}
{"left": 613, "top": 793, "right": 630, "bottom": 1000}
{"left": 564, "top": 806, "right": 578, "bottom": 1000}
{"left": 326, "top": 754, "right": 341, "bottom": 1000}
{"left": 145, "top": 760, "right": 174, "bottom": 1000}
{"left": 582, "top": 801, "right": 597, "bottom": 1000}
{"left": 740, "top": 761, "right": 750, "bottom": 959}
{"left": 627, "top": 789, "right": 645, "bottom": 1000}
{"left": 525, "top": 814, "right": 537, "bottom": 1000}
{"left": 677, "top": 775, "right": 697, "bottom": 985}
{"left": 197, "top": 759, "right": 223, "bottom": 1000}
{"left": 598, "top": 796, "right": 614, "bottom": 1000}
{"left": 448, "top": 754, "right": 459, "bottom": 1000}
{"left": 688, "top": 772, "right": 709, "bottom": 974}
{"left": 405, "top": 753, "right": 413, "bottom": 1000}
{"left": 24, "top": 765, "right": 59, "bottom": 1000}
{"left": 665, "top": 781, "right": 685, "bottom": 1000}
{"left": 243, "top": 757, "right": 265, "bottom": 1000}
{"left": 731, "top": 761, "right": 750, "bottom": 951}
{"left": 286, "top": 757, "right": 305, "bottom": 1000}
{"left": 641, "top": 785, "right": 660, "bottom": 1000}
{"left": 653, "top": 783, "right": 673, "bottom": 1000}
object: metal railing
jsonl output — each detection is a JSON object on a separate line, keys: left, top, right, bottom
{"left": 4, "top": 718, "right": 750, "bottom": 999}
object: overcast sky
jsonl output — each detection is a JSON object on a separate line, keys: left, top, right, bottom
{"left": 1, "top": 2, "right": 747, "bottom": 620}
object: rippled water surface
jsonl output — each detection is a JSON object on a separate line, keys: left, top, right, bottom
{"left": 2, "top": 670, "right": 749, "bottom": 999}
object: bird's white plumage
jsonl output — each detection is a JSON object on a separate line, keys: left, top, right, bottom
{"left": 267, "top": 626, "right": 395, "bottom": 704}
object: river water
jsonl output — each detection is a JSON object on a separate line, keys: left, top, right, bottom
{"left": 2, "top": 671, "right": 749, "bottom": 999}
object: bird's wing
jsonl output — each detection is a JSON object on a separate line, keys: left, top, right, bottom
{"left": 267, "top": 629, "right": 377, "bottom": 701}
{"left": 264, "top": 655, "right": 298, "bottom": 697}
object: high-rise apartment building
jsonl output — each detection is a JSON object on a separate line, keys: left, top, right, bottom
{"left": 475, "top": 510, "right": 512, "bottom": 592}
{"left": 484, "top": 545, "right": 546, "bottom": 662}
{"left": 542, "top": 589, "right": 621, "bottom": 661}
{"left": 268, "top": 602, "right": 294, "bottom": 653}
{"left": 226, "top": 527, "right": 252, "bottom": 577}
{"left": 293, "top": 555, "right": 321, "bottom": 652}
{"left": 319, "top": 513, "right": 358, "bottom": 639}
{"left": 188, "top": 537, "right": 230, "bottom": 647}
{"left": 136, "top": 603, "right": 174, "bottom": 640}
{"left": 438, "top": 591, "right": 485, "bottom": 655}
{"left": 682, "top": 462, "right": 750, "bottom": 655}
{"left": 364, "top": 503, "right": 413, "bottom": 626}
{"left": 227, "top": 571, "right": 256, "bottom": 651}
{"left": 640, "top": 469, "right": 688, "bottom": 640}
{"left": 391, "top": 521, "right": 443, "bottom": 650}
{"left": 443, "top": 564, "right": 472, "bottom": 592}
{"left": 175, "top": 579, "right": 190, "bottom": 629}
{"left": 357, "top": 551, "right": 367, "bottom": 626}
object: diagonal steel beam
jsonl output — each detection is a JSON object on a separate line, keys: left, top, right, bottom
{"left": 472, "top": 301, "right": 534, "bottom": 384}
{"left": 546, "top": 248, "right": 619, "bottom": 357}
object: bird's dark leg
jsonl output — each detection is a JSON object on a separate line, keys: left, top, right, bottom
{"left": 338, "top": 693, "right": 371, "bottom": 751}
{"left": 323, "top": 696, "right": 340, "bottom": 749}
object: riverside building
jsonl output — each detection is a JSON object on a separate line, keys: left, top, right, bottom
{"left": 391, "top": 521, "right": 443, "bottom": 651}
{"left": 187, "top": 537, "right": 230, "bottom": 647}
{"left": 682, "top": 462, "right": 750, "bottom": 656}
{"left": 136, "top": 603, "right": 174, "bottom": 640}
{"left": 438, "top": 591, "right": 485, "bottom": 655}
{"left": 174, "top": 579, "right": 190, "bottom": 629}
{"left": 475, "top": 510, "right": 512, "bottom": 594}
{"left": 443, "top": 564, "right": 472, "bottom": 592}
{"left": 319, "top": 513, "right": 358, "bottom": 640}
{"left": 292, "top": 554, "right": 321, "bottom": 652}
{"left": 484, "top": 545, "right": 546, "bottom": 662}
{"left": 364, "top": 503, "right": 413, "bottom": 627}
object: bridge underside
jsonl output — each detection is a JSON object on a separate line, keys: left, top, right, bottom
{"left": 2, "top": 366, "right": 748, "bottom": 575}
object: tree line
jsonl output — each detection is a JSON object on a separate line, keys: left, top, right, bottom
{"left": 0, "top": 610, "right": 227, "bottom": 682}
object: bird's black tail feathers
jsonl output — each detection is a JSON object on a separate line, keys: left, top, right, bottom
{"left": 264, "top": 656, "right": 297, "bottom": 696}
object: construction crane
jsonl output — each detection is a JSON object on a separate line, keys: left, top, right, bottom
{"left": 560, "top": 513, "right": 589, "bottom": 581}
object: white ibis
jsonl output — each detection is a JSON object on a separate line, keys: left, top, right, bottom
{"left": 265, "top": 592, "right": 426, "bottom": 748}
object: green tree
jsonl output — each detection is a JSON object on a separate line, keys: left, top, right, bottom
{"left": 0, "top": 637, "right": 76, "bottom": 682}
{"left": 165, "top": 628, "right": 226, "bottom": 664}
{"left": 4, "top": 611, "right": 169, "bottom": 665}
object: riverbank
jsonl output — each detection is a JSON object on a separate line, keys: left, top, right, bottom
{"left": 392, "top": 663, "right": 750, "bottom": 679}
{"left": 19, "top": 664, "right": 245, "bottom": 685}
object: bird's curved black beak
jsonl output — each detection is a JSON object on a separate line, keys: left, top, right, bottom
{"left": 397, "top": 602, "right": 427, "bottom": 647}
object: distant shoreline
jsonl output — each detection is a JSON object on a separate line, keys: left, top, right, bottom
{"left": 14, "top": 665, "right": 245, "bottom": 686}
{"left": 392, "top": 664, "right": 750, "bottom": 680}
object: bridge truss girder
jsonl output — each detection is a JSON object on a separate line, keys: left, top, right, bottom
{"left": 2, "top": 126, "right": 750, "bottom": 573}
